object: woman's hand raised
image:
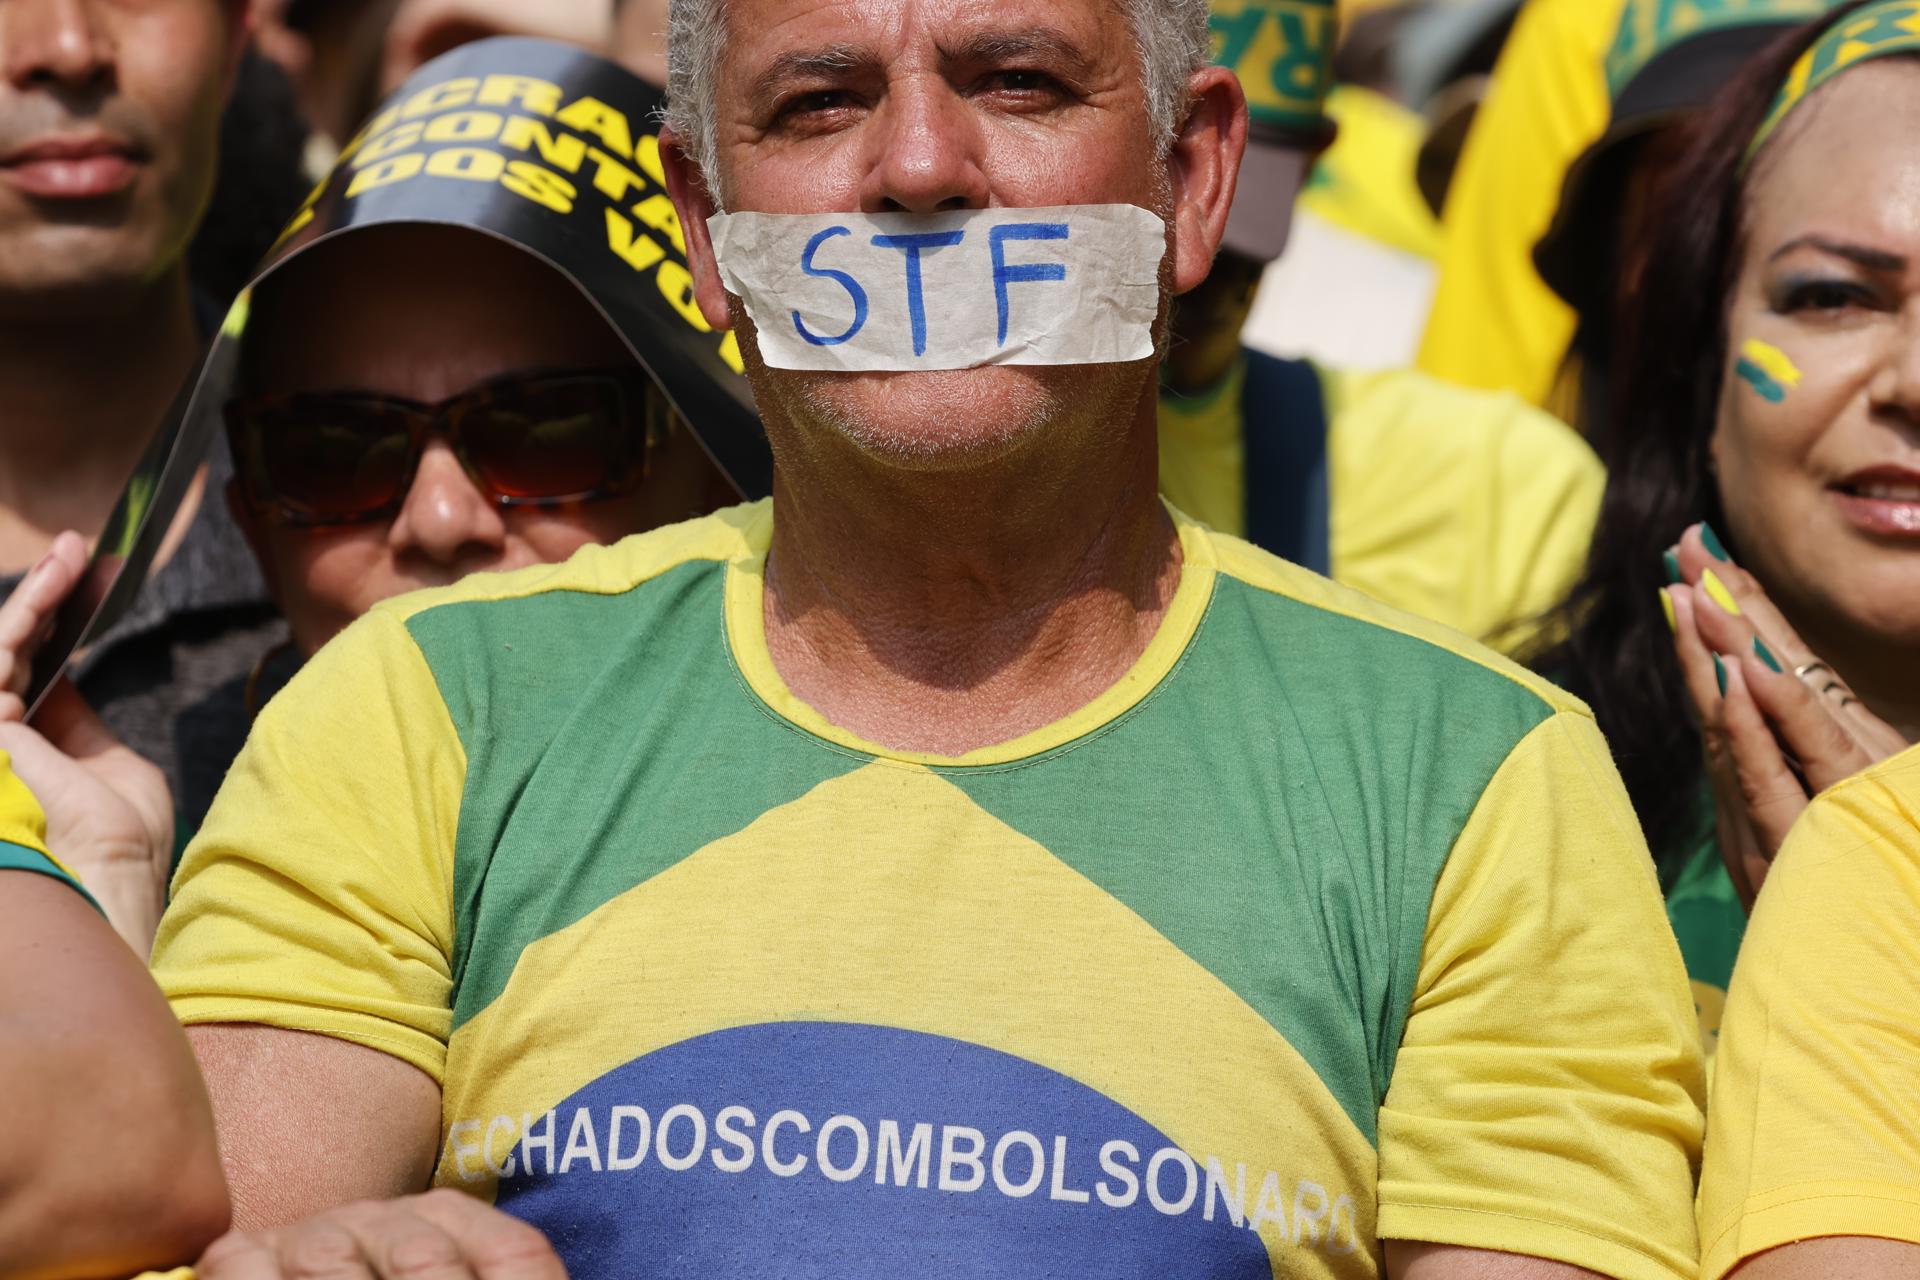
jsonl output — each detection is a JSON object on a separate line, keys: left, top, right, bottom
{"left": 1664, "top": 523, "right": 1909, "bottom": 907}
{"left": 0, "top": 533, "right": 174, "bottom": 955}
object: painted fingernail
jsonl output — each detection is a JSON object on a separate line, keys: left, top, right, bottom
{"left": 1754, "top": 637, "right": 1783, "bottom": 673}
{"left": 1714, "top": 654, "right": 1729, "bottom": 696}
{"left": 1702, "top": 569, "right": 1742, "bottom": 617}
{"left": 1700, "top": 522, "right": 1731, "bottom": 562}
{"left": 1662, "top": 549, "right": 1682, "bottom": 585}
{"left": 1660, "top": 589, "right": 1678, "bottom": 634}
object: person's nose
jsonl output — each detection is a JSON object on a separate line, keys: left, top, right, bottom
{"left": 858, "top": 78, "right": 990, "bottom": 215}
{"left": 1, "top": 0, "right": 114, "bottom": 94}
{"left": 387, "top": 438, "right": 511, "bottom": 567}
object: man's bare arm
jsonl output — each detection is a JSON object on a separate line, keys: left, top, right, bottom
{"left": 1387, "top": 1243, "right": 1612, "bottom": 1279}
{"left": 189, "top": 1024, "right": 443, "bottom": 1231}
{"left": 0, "top": 873, "right": 229, "bottom": 1278}
{"left": 1734, "top": 1239, "right": 1920, "bottom": 1278}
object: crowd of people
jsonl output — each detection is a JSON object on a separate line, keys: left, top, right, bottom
{"left": 1, "top": 0, "right": 1917, "bottom": 1276}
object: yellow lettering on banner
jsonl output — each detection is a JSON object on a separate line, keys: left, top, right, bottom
{"left": 606, "top": 208, "right": 667, "bottom": 272}
{"left": 269, "top": 175, "right": 328, "bottom": 251}
{"left": 342, "top": 105, "right": 403, "bottom": 163}
{"left": 405, "top": 77, "right": 479, "bottom": 118}
{"left": 348, "top": 153, "right": 425, "bottom": 196}
{"left": 657, "top": 259, "right": 710, "bottom": 332}
{"left": 556, "top": 97, "right": 635, "bottom": 159}
{"left": 355, "top": 122, "right": 425, "bottom": 167}
{"left": 502, "top": 160, "right": 577, "bottom": 214}
{"left": 427, "top": 148, "right": 507, "bottom": 182}
{"left": 631, "top": 193, "right": 686, "bottom": 254}
{"left": 634, "top": 133, "right": 667, "bottom": 186}
{"left": 586, "top": 147, "right": 651, "bottom": 203}
{"left": 501, "top": 116, "right": 589, "bottom": 173}
{"left": 478, "top": 74, "right": 564, "bottom": 117}
{"left": 425, "top": 111, "right": 505, "bottom": 144}
{"left": 718, "top": 330, "right": 745, "bottom": 374}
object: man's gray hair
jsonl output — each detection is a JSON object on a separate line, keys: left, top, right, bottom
{"left": 664, "top": 0, "right": 1212, "bottom": 197}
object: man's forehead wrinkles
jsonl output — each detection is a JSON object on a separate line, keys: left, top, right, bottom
{"left": 746, "top": 43, "right": 879, "bottom": 110}
{"left": 935, "top": 26, "right": 1100, "bottom": 76}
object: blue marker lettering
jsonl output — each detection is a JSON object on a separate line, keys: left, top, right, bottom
{"left": 871, "top": 230, "right": 966, "bottom": 357}
{"left": 990, "top": 223, "right": 1070, "bottom": 347}
{"left": 793, "top": 226, "right": 868, "bottom": 347}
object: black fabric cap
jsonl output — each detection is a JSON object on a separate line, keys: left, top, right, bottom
{"left": 1535, "top": 24, "right": 1796, "bottom": 314}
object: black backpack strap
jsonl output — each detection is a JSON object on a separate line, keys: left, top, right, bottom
{"left": 1240, "top": 349, "right": 1332, "bottom": 576}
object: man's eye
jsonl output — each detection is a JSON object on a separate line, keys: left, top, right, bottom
{"left": 777, "top": 90, "right": 854, "bottom": 121}
{"left": 980, "top": 69, "right": 1063, "bottom": 97}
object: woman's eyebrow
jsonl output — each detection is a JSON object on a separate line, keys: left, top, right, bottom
{"left": 1768, "top": 234, "right": 1907, "bottom": 272}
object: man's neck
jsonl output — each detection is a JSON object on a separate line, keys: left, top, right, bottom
{"left": 0, "top": 271, "right": 203, "bottom": 574}
{"left": 761, "top": 384, "right": 1183, "bottom": 757}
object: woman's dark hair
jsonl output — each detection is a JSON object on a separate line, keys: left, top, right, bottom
{"left": 1527, "top": 1, "right": 1883, "bottom": 881}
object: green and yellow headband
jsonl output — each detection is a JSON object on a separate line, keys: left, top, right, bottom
{"left": 1750, "top": 0, "right": 1920, "bottom": 158}
{"left": 1209, "top": 0, "right": 1338, "bottom": 138}
{"left": 1606, "top": 0, "right": 1835, "bottom": 102}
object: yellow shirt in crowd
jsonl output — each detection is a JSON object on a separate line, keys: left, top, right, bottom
{"left": 1299, "top": 85, "right": 1441, "bottom": 263}
{"left": 1158, "top": 357, "right": 1604, "bottom": 654}
{"left": 1697, "top": 745, "right": 1920, "bottom": 1278}
{"left": 1416, "top": 0, "right": 1626, "bottom": 410}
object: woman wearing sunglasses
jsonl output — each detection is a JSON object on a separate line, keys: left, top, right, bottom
{"left": 0, "top": 219, "right": 740, "bottom": 952}
{"left": 228, "top": 221, "right": 738, "bottom": 660}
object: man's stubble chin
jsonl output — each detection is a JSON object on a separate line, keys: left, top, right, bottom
{"left": 0, "top": 220, "right": 181, "bottom": 321}
{"left": 734, "top": 308, "right": 1155, "bottom": 476}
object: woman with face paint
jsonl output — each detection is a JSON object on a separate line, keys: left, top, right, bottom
{"left": 1533, "top": 0, "right": 1920, "bottom": 1051}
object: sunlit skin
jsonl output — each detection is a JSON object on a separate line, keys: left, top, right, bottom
{"left": 665, "top": 0, "right": 1246, "bottom": 755}
{"left": 381, "top": 0, "right": 614, "bottom": 96}
{"left": 693, "top": 0, "right": 1196, "bottom": 470}
{"left": 236, "top": 225, "right": 735, "bottom": 654}
{"left": 1716, "top": 60, "right": 1920, "bottom": 733}
{"left": 613, "top": 0, "right": 672, "bottom": 86}
{"left": 0, "top": 0, "right": 239, "bottom": 312}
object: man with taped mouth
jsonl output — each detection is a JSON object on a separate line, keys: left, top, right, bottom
{"left": 160, "top": 3, "right": 1704, "bottom": 1277}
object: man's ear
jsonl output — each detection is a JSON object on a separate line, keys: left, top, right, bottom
{"left": 660, "top": 127, "right": 734, "bottom": 333}
{"left": 1166, "top": 64, "right": 1248, "bottom": 297}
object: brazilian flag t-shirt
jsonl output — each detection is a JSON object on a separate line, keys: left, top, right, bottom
{"left": 155, "top": 501, "right": 1704, "bottom": 1279}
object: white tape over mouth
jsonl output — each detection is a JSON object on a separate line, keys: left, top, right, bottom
{"left": 708, "top": 204, "right": 1167, "bottom": 373}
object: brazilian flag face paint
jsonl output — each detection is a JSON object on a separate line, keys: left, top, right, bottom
{"left": 1734, "top": 338, "right": 1803, "bottom": 403}
{"left": 1749, "top": 0, "right": 1920, "bottom": 163}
